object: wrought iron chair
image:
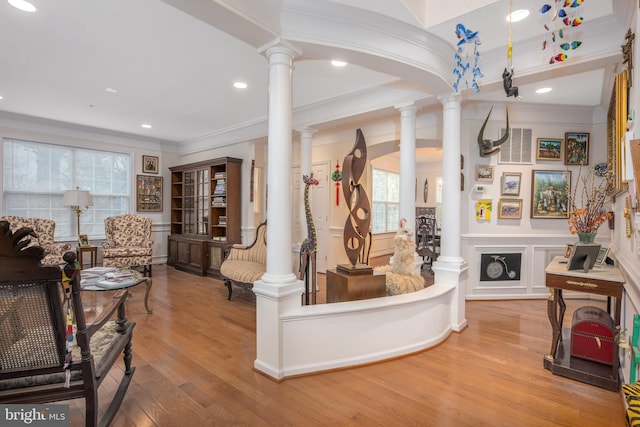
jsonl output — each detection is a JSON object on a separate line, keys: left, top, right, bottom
{"left": 415, "top": 214, "right": 440, "bottom": 273}
{"left": 0, "top": 220, "right": 136, "bottom": 427}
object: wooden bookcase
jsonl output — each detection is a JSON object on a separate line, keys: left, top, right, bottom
{"left": 167, "top": 157, "right": 242, "bottom": 277}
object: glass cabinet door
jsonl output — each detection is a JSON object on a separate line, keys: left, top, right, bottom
{"left": 183, "top": 171, "right": 195, "bottom": 234}
{"left": 183, "top": 168, "right": 210, "bottom": 237}
{"left": 196, "top": 168, "right": 209, "bottom": 235}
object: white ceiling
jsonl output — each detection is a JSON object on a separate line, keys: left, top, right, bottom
{"left": 0, "top": 0, "right": 632, "bottom": 152}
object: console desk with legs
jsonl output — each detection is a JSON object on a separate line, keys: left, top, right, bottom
{"left": 544, "top": 256, "right": 625, "bottom": 391}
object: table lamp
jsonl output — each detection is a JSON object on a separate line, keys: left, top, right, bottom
{"left": 62, "top": 187, "right": 93, "bottom": 243}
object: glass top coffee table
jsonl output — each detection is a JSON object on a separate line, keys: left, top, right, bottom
{"left": 80, "top": 267, "right": 152, "bottom": 314}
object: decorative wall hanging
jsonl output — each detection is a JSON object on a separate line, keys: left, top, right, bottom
{"left": 564, "top": 132, "right": 590, "bottom": 165}
{"left": 423, "top": 178, "right": 428, "bottom": 203}
{"left": 622, "top": 29, "right": 635, "bottom": 87}
{"left": 142, "top": 155, "right": 159, "bottom": 174}
{"left": 136, "top": 175, "right": 163, "bottom": 212}
{"left": 498, "top": 199, "right": 523, "bottom": 219}
{"left": 250, "top": 159, "right": 255, "bottom": 202}
{"left": 501, "top": 172, "right": 522, "bottom": 196}
{"left": 530, "top": 170, "right": 571, "bottom": 219}
{"left": 476, "top": 199, "right": 492, "bottom": 221}
{"left": 536, "top": 138, "right": 563, "bottom": 161}
{"left": 476, "top": 165, "right": 494, "bottom": 182}
{"left": 477, "top": 107, "right": 510, "bottom": 157}
{"left": 480, "top": 253, "right": 521, "bottom": 281}
{"left": 539, "top": 0, "right": 584, "bottom": 65}
{"left": 452, "top": 23, "right": 482, "bottom": 93}
{"left": 503, "top": 0, "right": 520, "bottom": 99}
{"left": 331, "top": 160, "right": 342, "bottom": 206}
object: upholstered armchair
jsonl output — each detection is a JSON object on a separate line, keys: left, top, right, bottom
{"left": 0, "top": 215, "right": 71, "bottom": 265}
{"left": 102, "top": 214, "right": 153, "bottom": 276}
{"left": 220, "top": 220, "right": 267, "bottom": 300}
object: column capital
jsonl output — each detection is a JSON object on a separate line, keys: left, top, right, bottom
{"left": 259, "top": 37, "right": 302, "bottom": 59}
{"left": 437, "top": 93, "right": 461, "bottom": 109}
{"left": 394, "top": 103, "right": 417, "bottom": 115}
{"left": 296, "top": 127, "right": 318, "bottom": 137}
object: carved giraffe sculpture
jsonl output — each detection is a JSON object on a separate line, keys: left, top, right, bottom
{"left": 299, "top": 174, "right": 319, "bottom": 305}
{"left": 477, "top": 106, "right": 510, "bottom": 157}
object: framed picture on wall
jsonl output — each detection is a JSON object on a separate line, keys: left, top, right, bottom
{"left": 530, "top": 170, "right": 571, "bottom": 218}
{"left": 498, "top": 199, "right": 523, "bottom": 219}
{"left": 564, "top": 132, "right": 590, "bottom": 165}
{"left": 536, "top": 138, "right": 562, "bottom": 161}
{"left": 500, "top": 172, "right": 522, "bottom": 196}
{"left": 136, "top": 175, "right": 163, "bottom": 212}
{"left": 142, "top": 155, "right": 159, "bottom": 174}
{"left": 476, "top": 165, "right": 494, "bottom": 182}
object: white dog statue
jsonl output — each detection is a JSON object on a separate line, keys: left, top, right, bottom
{"left": 375, "top": 219, "right": 425, "bottom": 295}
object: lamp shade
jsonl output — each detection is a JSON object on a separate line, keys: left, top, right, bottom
{"left": 62, "top": 188, "right": 93, "bottom": 207}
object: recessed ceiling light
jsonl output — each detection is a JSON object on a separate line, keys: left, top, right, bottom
{"left": 8, "top": 0, "right": 36, "bottom": 12}
{"left": 0, "top": 95, "right": 3, "bottom": 100}
{"left": 331, "top": 60, "right": 347, "bottom": 67}
{"left": 105, "top": 87, "right": 118, "bottom": 94}
{"left": 233, "top": 81, "right": 247, "bottom": 89}
{"left": 141, "top": 124, "right": 152, "bottom": 129}
{"left": 536, "top": 87, "right": 552, "bottom": 94}
{"left": 506, "top": 9, "right": 529, "bottom": 23}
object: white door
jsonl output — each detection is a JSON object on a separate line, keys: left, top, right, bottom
{"left": 310, "top": 162, "right": 329, "bottom": 273}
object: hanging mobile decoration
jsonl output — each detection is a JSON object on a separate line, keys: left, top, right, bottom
{"left": 540, "top": 0, "right": 584, "bottom": 64}
{"left": 331, "top": 159, "right": 342, "bottom": 206}
{"left": 503, "top": 0, "right": 521, "bottom": 99}
{"left": 452, "top": 23, "right": 483, "bottom": 93}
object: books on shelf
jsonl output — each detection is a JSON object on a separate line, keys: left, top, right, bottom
{"left": 218, "top": 216, "right": 227, "bottom": 225}
{"left": 213, "top": 179, "right": 226, "bottom": 195}
{"left": 214, "top": 171, "right": 226, "bottom": 179}
{"left": 212, "top": 196, "right": 226, "bottom": 207}
{"left": 212, "top": 236, "right": 227, "bottom": 242}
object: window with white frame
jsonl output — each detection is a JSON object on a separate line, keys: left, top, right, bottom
{"left": 3, "top": 138, "right": 131, "bottom": 241}
{"left": 371, "top": 168, "right": 399, "bottom": 233}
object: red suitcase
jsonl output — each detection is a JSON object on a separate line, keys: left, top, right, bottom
{"left": 570, "top": 306, "right": 615, "bottom": 365}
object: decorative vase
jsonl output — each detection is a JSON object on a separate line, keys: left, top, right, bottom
{"left": 577, "top": 232, "right": 597, "bottom": 244}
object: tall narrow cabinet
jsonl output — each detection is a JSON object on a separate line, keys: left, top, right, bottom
{"left": 168, "top": 157, "right": 242, "bottom": 277}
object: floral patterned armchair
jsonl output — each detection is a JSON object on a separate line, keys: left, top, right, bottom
{"left": 102, "top": 214, "right": 153, "bottom": 276}
{"left": 0, "top": 216, "right": 71, "bottom": 265}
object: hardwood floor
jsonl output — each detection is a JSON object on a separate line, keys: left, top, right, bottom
{"left": 69, "top": 264, "right": 626, "bottom": 426}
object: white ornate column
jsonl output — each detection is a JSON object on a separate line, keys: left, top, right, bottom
{"left": 253, "top": 39, "right": 305, "bottom": 379}
{"left": 396, "top": 103, "right": 417, "bottom": 228}
{"left": 433, "top": 94, "right": 468, "bottom": 331}
{"left": 396, "top": 103, "right": 422, "bottom": 274}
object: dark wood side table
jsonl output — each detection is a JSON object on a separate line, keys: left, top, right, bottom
{"left": 544, "top": 256, "right": 625, "bottom": 391}
{"left": 77, "top": 246, "right": 98, "bottom": 269}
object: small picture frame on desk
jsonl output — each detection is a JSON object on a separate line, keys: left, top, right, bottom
{"left": 78, "top": 234, "right": 91, "bottom": 247}
{"left": 596, "top": 246, "right": 610, "bottom": 265}
{"left": 564, "top": 244, "right": 574, "bottom": 258}
{"left": 567, "top": 243, "right": 601, "bottom": 272}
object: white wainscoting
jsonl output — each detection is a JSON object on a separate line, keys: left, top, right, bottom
{"left": 462, "top": 234, "right": 602, "bottom": 300}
